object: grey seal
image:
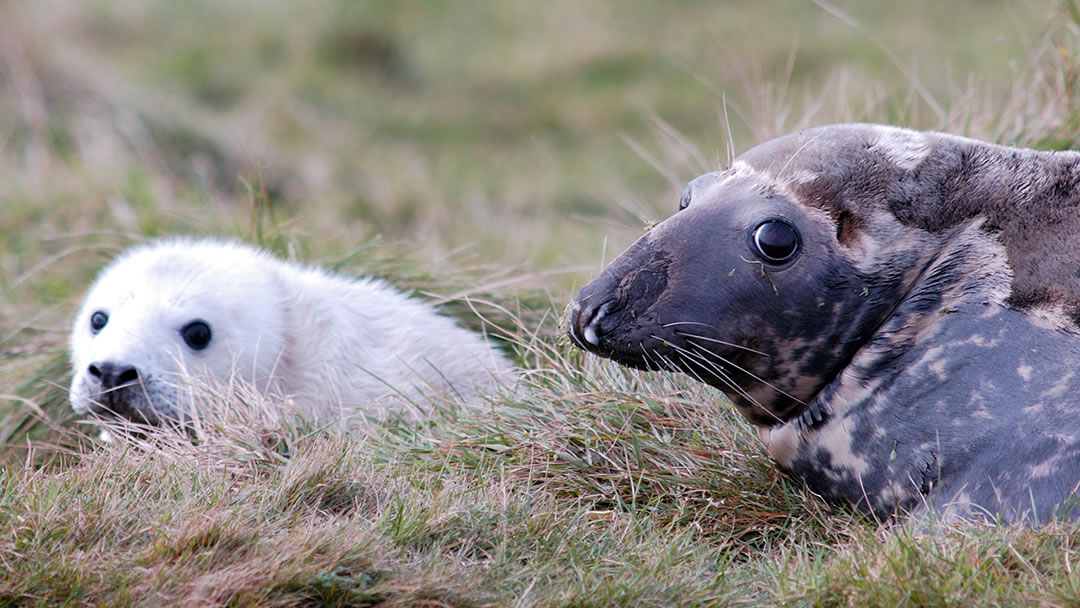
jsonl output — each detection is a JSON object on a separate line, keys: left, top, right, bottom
{"left": 569, "top": 123, "right": 1080, "bottom": 524}
{"left": 70, "top": 238, "right": 515, "bottom": 430}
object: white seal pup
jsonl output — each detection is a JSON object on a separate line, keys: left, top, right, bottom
{"left": 569, "top": 123, "right": 1080, "bottom": 524}
{"left": 69, "top": 238, "right": 515, "bottom": 428}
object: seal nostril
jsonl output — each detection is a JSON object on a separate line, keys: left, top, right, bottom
{"left": 116, "top": 366, "right": 139, "bottom": 386}
{"left": 89, "top": 361, "right": 140, "bottom": 391}
{"left": 583, "top": 301, "right": 612, "bottom": 346}
{"left": 569, "top": 297, "right": 614, "bottom": 348}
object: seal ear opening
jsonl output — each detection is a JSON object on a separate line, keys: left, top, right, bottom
{"left": 835, "top": 209, "right": 860, "bottom": 246}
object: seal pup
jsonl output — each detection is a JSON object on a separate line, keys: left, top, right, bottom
{"left": 70, "top": 238, "right": 515, "bottom": 429}
{"left": 569, "top": 123, "right": 1080, "bottom": 524}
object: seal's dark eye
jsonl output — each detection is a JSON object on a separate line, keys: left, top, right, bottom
{"left": 678, "top": 186, "right": 692, "bottom": 211}
{"left": 90, "top": 311, "right": 108, "bottom": 333}
{"left": 181, "top": 320, "right": 212, "bottom": 351}
{"left": 752, "top": 220, "right": 800, "bottom": 264}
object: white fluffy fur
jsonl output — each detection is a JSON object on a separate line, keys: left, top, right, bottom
{"left": 69, "top": 238, "right": 515, "bottom": 425}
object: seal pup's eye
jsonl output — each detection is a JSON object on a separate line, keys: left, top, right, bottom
{"left": 90, "top": 311, "right": 109, "bottom": 333}
{"left": 181, "top": 320, "right": 212, "bottom": 351}
{"left": 751, "top": 220, "right": 800, "bottom": 264}
{"left": 678, "top": 186, "right": 692, "bottom": 211}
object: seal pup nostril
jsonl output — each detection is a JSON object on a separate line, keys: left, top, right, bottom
{"left": 89, "top": 361, "right": 140, "bottom": 391}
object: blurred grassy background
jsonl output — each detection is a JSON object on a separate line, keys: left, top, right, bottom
{"left": 0, "top": 0, "right": 1061, "bottom": 271}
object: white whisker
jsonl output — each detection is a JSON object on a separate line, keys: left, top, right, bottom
{"left": 668, "top": 328, "right": 770, "bottom": 357}
{"left": 649, "top": 335, "right": 770, "bottom": 415}
{"left": 684, "top": 340, "right": 806, "bottom": 407}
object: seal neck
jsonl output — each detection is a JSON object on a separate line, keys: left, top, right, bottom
{"left": 779, "top": 217, "right": 1013, "bottom": 433}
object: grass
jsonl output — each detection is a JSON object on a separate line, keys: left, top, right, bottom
{"left": 4, "top": 0, "right": 1080, "bottom": 605}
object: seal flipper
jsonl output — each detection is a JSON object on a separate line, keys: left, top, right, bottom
{"left": 796, "top": 399, "right": 831, "bottom": 431}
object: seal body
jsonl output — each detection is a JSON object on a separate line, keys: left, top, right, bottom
{"left": 70, "top": 238, "right": 515, "bottom": 426}
{"left": 569, "top": 123, "right": 1080, "bottom": 523}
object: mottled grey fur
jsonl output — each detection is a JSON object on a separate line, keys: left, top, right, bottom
{"left": 569, "top": 124, "right": 1080, "bottom": 524}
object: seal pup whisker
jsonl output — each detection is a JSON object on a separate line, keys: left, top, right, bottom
{"left": 668, "top": 353, "right": 750, "bottom": 404}
{"left": 669, "top": 336, "right": 807, "bottom": 403}
{"left": 641, "top": 345, "right": 747, "bottom": 405}
{"left": 774, "top": 132, "right": 824, "bottom": 183}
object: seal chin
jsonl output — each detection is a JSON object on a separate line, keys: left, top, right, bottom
{"left": 71, "top": 367, "right": 180, "bottom": 427}
{"left": 82, "top": 393, "right": 171, "bottom": 427}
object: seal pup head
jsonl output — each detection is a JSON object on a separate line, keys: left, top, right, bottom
{"left": 69, "top": 239, "right": 290, "bottom": 426}
{"left": 566, "top": 123, "right": 1058, "bottom": 427}
{"left": 70, "top": 237, "right": 518, "bottom": 433}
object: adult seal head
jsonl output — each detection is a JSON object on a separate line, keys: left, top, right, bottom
{"left": 568, "top": 123, "right": 1080, "bottom": 524}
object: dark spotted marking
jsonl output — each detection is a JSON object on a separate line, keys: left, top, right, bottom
{"left": 569, "top": 123, "right": 1080, "bottom": 524}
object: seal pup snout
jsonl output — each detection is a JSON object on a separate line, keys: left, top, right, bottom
{"left": 80, "top": 360, "right": 148, "bottom": 421}
{"left": 87, "top": 361, "right": 140, "bottom": 393}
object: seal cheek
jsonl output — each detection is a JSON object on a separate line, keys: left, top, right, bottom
{"left": 68, "top": 374, "right": 93, "bottom": 414}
